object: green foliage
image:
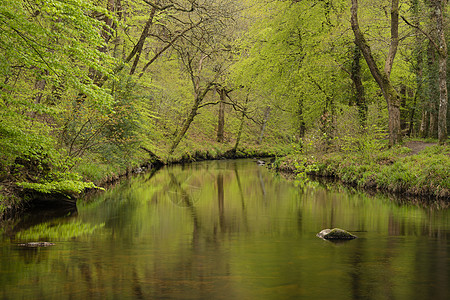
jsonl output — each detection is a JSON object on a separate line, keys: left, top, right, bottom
{"left": 17, "top": 180, "right": 99, "bottom": 196}
{"left": 292, "top": 156, "right": 319, "bottom": 182}
{"left": 0, "top": 0, "right": 447, "bottom": 212}
{"left": 338, "top": 124, "right": 386, "bottom": 155}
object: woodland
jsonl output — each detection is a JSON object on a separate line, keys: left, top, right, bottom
{"left": 0, "top": 0, "right": 449, "bottom": 213}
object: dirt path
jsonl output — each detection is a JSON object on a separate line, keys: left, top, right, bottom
{"left": 403, "top": 141, "right": 437, "bottom": 155}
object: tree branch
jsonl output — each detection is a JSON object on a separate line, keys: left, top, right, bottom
{"left": 3, "top": 21, "right": 60, "bottom": 78}
{"left": 384, "top": 0, "right": 399, "bottom": 77}
{"left": 138, "top": 21, "right": 202, "bottom": 78}
{"left": 141, "top": 0, "right": 194, "bottom": 12}
{"left": 401, "top": 16, "right": 441, "bottom": 54}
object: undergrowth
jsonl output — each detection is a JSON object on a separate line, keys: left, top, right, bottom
{"left": 279, "top": 142, "right": 450, "bottom": 198}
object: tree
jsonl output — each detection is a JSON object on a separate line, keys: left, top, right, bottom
{"left": 167, "top": 0, "right": 240, "bottom": 154}
{"left": 434, "top": 0, "right": 448, "bottom": 144}
{"left": 402, "top": 0, "right": 447, "bottom": 143}
{"left": 351, "top": 0, "right": 402, "bottom": 146}
{"left": 350, "top": 44, "right": 368, "bottom": 126}
{"left": 0, "top": 0, "right": 120, "bottom": 197}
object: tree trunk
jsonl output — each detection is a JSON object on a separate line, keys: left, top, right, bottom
{"left": 435, "top": 0, "right": 448, "bottom": 144}
{"left": 129, "top": 6, "right": 158, "bottom": 75}
{"left": 400, "top": 84, "right": 407, "bottom": 131}
{"left": 429, "top": 99, "right": 438, "bottom": 138}
{"left": 350, "top": 0, "right": 402, "bottom": 146}
{"left": 426, "top": 42, "right": 439, "bottom": 138}
{"left": 233, "top": 97, "right": 249, "bottom": 153}
{"left": 297, "top": 97, "right": 306, "bottom": 139}
{"left": 169, "top": 85, "right": 213, "bottom": 154}
{"left": 350, "top": 43, "right": 367, "bottom": 126}
{"left": 419, "top": 107, "right": 429, "bottom": 138}
{"left": 216, "top": 88, "right": 225, "bottom": 143}
{"left": 233, "top": 109, "right": 246, "bottom": 153}
{"left": 387, "top": 95, "right": 402, "bottom": 144}
{"left": 407, "top": 86, "right": 417, "bottom": 136}
{"left": 257, "top": 107, "right": 271, "bottom": 144}
{"left": 410, "top": 0, "right": 423, "bottom": 137}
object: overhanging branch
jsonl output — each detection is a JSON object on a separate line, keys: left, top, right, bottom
{"left": 401, "top": 16, "right": 441, "bottom": 55}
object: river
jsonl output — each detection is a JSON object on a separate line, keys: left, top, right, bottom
{"left": 1, "top": 159, "right": 449, "bottom": 299}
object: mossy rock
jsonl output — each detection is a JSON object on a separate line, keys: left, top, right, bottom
{"left": 317, "top": 228, "right": 357, "bottom": 240}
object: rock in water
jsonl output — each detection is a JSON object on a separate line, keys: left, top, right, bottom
{"left": 317, "top": 228, "right": 357, "bottom": 240}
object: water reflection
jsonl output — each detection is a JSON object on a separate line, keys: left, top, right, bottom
{"left": 1, "top": 159, "right": 449, "bottom": 299}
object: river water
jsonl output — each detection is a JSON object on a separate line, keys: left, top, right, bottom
{"left": 1, "top": 159, "right": 449, "bottom": 299}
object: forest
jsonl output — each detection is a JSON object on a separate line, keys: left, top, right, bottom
{"left": 0, "top": 0, "right": 449, "bottom": 214}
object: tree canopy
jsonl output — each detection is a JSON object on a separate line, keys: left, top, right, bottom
{"left": 0, "top": 0, "right": 448, "bottom": 204}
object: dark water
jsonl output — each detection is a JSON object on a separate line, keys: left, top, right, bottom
{"left": 1, "top": 159, "right": 449, "bottom": 299}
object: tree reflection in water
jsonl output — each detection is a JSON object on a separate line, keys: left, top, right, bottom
{"left": 1, "top": 159, "right": 449, "bottom": 299}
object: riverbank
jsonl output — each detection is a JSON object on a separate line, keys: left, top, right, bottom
{"left": 3, "top": 138, "right": 449, "bottom": 221}
{"left": 0, "top": 142, "right": 288, "bottom": 220}
{"left": 275, "top": 141, "right": 450, "bottom": 199}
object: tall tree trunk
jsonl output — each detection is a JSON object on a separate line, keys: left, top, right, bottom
{"left": 407, "top": 86, "right": 417, "bottom": 136}
{"left": 233, "top": 109, "right": 246, "bottom": 153}
{"left": 350, "top": 43, "right": 367, "bottom": 127}
{"left": 351, "top": 0, "right": 402, "bottom": 146}
{"left": 409, "top": 0, "right": 422, "bottom": 137}
{"left": 435, "top": 0, "right": 448, "bottom": 144}
{"left": 216, "top": 88, "right": 225, "bottom": 143}
{"left": 419, "top": 106, "right": 429, "bottom": 137}
{"left": 169, "top": 85, "right": 213, "bottom": 155}
{"left": 400, "top": 84, "right": 407, "bottom": 131}
{"left": 429, "top": 98, "right": 438, "bottom": 138}
{"left": 257, "top": 107, "right": 271, "bottom": 144}
{"left": 233, "top": 97, "right": 249, "bottom": 153}
{"left": 426, "top": 42, "right": 439, "bottom": 137}
{"left": 129, "top": 5, "right": 158, "bottom": 76}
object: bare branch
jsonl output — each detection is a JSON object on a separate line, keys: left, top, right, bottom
{"left": 141, "top": 0, "right": 194, "bottom": 12}
{"left": 138, "top": 21, "right": 202, "bottom": 78}
{"left": 197, "top": 101, "right": 220, "bottom": 109}
{"left": 401, "top": 16, "right": 440, "bottom": 54}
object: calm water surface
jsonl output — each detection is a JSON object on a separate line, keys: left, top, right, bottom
{"left": 1, "top": 159, "right": 449, "bottom": 299}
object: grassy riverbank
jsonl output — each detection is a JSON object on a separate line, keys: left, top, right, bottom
{"left": 276, "top": 140, "right": 450, "bottom": 199}
{"left": 0, "top": 141, "right": 289, "bottom": 219}
{"left": 2, "top": 135, "right": 449, "bottom": 221}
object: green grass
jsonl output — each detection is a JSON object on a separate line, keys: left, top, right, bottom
{"left": 166, "top": 140, "right": 292, "bottom": 164}
{"left": 280, "top": 143, "right": 450, "bottom": 198}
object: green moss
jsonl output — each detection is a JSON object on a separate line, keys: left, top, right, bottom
{"left": 326, "top": 228, "right": 357, "bottom": 239}
{"left": 317, "top": 228, "right": 357, "bottom": 240}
